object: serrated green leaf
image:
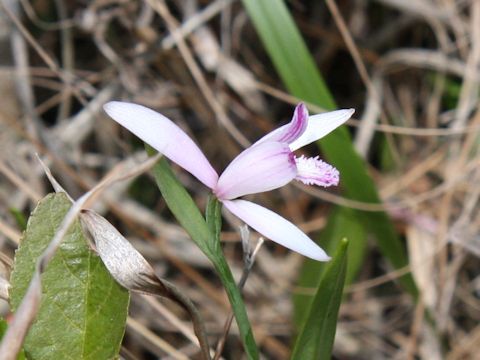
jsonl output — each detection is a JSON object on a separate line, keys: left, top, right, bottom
{"left": 241, "top": 0, "right": 417, "bottom": 297}
{"left": 10, "top": 193, "right": 129, "bottom": 360}
{"left": 291, "top": 239, "right": 349, "bottom": 360}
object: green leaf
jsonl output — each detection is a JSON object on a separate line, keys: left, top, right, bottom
{"left": 212, "top": 256, "right": 258, "bottom": 359}
{"left": 0, "top": 319, "right": 26, "bottom": 360}
{"left": 294, "top": 207, "right": 366, "bottom": 324}
{"left": 10, "top": 193, "right": 129, "bottom": 360}
{"left": 379, "top": 135, "right": 397, "bottom": 172}
{"left": 148, "top": 153, "right": 259, "bottom": 359}
{"left": 241, "top": 0, "right": 417, "bottom": 297}
{"left": 150, "top": 154, "right": 216, "bottom": 259}
{"left": 291, "top": 239, "right": 349, "bottom": 360}
{"left": 241, "top": 1, "right": 335, "bottom": 107}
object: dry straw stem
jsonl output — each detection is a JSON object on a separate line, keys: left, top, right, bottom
{"left": 161, "top": 0, "right": 234, "bottom": 50}
{"left": 18, "top": 0, "right": 75, "bottom": 30}
{"left": 0, "top": 0, "right": 93, "bottom": 105}
{"left": 0, "top": 218, "right": 21, "bottom": 245}
{"left": 434, "top": 0, "right": 480, "bottom": 334}
{"left": 126, "top": 316, "right": 189, "bottom": 360}
{"left": 297, "top": 155, "right": 480, "bottom": 212}
{"left": 0, "top": 159, "right": 41, "bottom": 202}
{"left": 0, "top": 153, "right": 161, "bottom": 360}
{"left": 140, "top": 295, "right": 221, "bottom": 358}
{"left": 8, "top": 0, "right": 39, "bottom": 142}
{"left": 326, "top": 0, "right": 396, "bottom": 159}
{"left": 253, "top": 80, "right": 480, "bottom": 137}
{"left": 1, "top": 0, "right": 479, "bottom": 358}
{"left": 145, "top": 0, "right": 250, "bottom": 148}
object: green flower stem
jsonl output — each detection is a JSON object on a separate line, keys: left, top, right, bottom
{"left": 211, "top": 256, "right": 258, "bottom": 360}
{"left": 147, "top": 149, "right": 258, "bottom": 359}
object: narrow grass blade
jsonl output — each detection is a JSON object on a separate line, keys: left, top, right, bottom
{"left": 241, "top": 0, "right": 335, "bottom": 107}
{"left": 241, "top": 0, "right": 417, "bottom": 296}
{"left": 294, "top": 207, "right": 366, "bottom": 324}
{"left": 291, "top": 239, "right": 349, "bottom": 360}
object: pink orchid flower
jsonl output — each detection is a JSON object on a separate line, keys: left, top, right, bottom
{"left": 104, "top": 102, "right": 354, "bottom": 261}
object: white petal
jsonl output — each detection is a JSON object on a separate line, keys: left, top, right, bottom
{"left": 215, "top": 142, "right": 296, "bottom": 200}
{"left": 223, "top": 199, "right": 330, "bottom": 261}
{"left": 289, "top": 109, "right": 355, "bottom": 151}
{"left": 104, "top": 102, "right": 218, "bottom": 189}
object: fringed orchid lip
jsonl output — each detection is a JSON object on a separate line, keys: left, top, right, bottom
{"left": 104, "top": 101, "right": 354, "bottom": 261}
{"left": 294, "top": 155, "right": 339, "bottom": 187}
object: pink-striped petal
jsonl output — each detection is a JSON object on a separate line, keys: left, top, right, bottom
{"left": 254, "top": 103, "right": 309, "bottom": 145}
{"left": 104, "top": 102, "right": 218, "bottom": 189}
{"left": 223, "top": 199, "right": 330, "bottom": 261}
{"left": 214, "top": 142, "right": 296, "bottom": 200}
{"left": 289, "top": 109, "right": 355, "bottom": 151}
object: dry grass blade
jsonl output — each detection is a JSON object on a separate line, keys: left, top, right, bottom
{"left": 1, "top": 0, "right": 479, "bottom": 358}
{"left": 126, "top": 317, "right": 189, "bottom": 360}
{"left": 0, "top": 218, "right": 21, "bottom": 245}
{"left": 162, "top": 0, "right": 234, "bottom": 50}
{"left": 145, "top": 0, "right": 250, "bottom": 148}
